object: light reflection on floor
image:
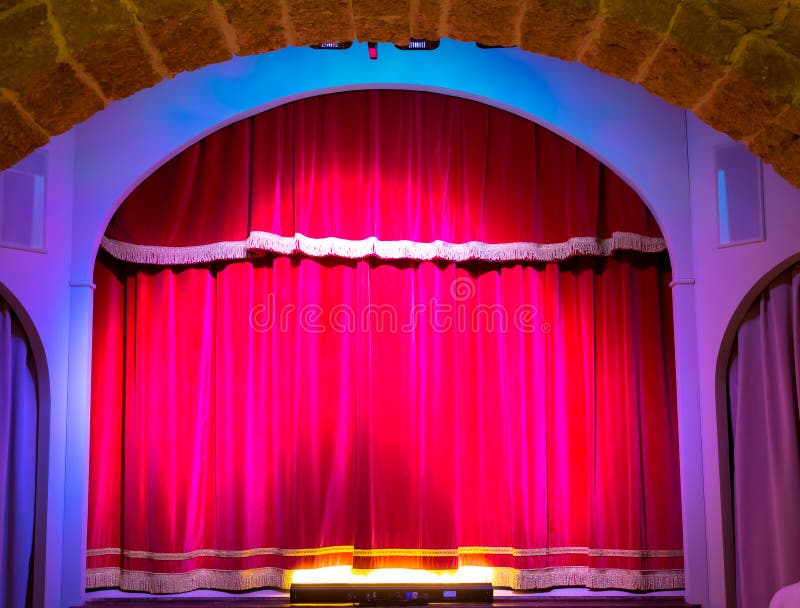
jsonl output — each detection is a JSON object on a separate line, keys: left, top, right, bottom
{"left": 291, "top": 566, "right": 495, "bottom": 585}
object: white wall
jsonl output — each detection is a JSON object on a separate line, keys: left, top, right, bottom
{"left": 686, "top": 114, "right": 800, "bottom": 607}
{"left": 2, "top": 39, "right": 797, "bottom": 608}
{"left": 0, "top": 131, "right": 75, "bottom": 608}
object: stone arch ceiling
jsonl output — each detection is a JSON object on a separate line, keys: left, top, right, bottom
{"left": 2, "top": 0, "right": 800, "bottom": 186}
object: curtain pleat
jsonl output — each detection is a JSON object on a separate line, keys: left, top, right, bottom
{"left": 88, "top": 252, "right": 683, "bottom": 592}
{"left": 0, "top": 301, "right": 37, "bottom": 608}
{"left": 729, "top": 264, "right": 800, "bottom": 608}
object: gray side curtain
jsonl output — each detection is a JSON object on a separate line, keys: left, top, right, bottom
{"left": 729, "top": 264, "right": 800, "bottom": 608}
{"left": 0, "top": 300, "right": 37, "bottom": 608}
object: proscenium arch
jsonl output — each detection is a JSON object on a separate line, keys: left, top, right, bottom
{"left": 710, "top": 249, "right": 800, "bottom": 608}
{"left": 89, "top": 85, "right": 685, "bottom": 593}
{"left": 73, "top": 42, "right": 694, "bottom": 285}
{"left": 65, "top": 43, "right": 707, "bottom": 608}
{"left": 0, "top": 280, "right": 51, "bottom": 608}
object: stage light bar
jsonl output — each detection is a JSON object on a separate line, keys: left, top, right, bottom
{"left": 396, "top": 39, "right": 440, "bottom": 51}
{"left": 310, "top": 41, "right": 353, "bottom": 50}
{"left": 290, "top": 583, "right": 493, "bottom": 605}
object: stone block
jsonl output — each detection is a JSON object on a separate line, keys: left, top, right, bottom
{"left": 707, "top": 0, "right": 781, "bottom": 30}
{"left": 0, "top": 95, "right": 48, "bottom": 171}
{"left": 411, "top": 0, "right": 442, "bottom": 40}
{"left": 50, "top": 0, "right": 133, "bottom": 50}
{"left": 143, "top": 5, "right": 232, "bottom": 75}
{"left": 731, "top": 34, "right": 800, "bottom": 103}
{"left": 519, "top": 0, "right": 600, "bottom": 62}
{"left": 289, "top": 0, "right": 354, "bottom": 46}
{"left": 0, "top": 4, "right": 58, "bottom": 89}
{"left": 448, "top": 0, "right": 524, "bottom": 46}
{"left": 581, "top": 18, "right": 661, "bottom": 81}
{"left": 133, "top": 0, "right": 206, "bottom": 21}
{"left": 354, "top": 0, "right": 409, "bottom": 43}
{"left": 73, "top": 29, "right": 161, "bottom": 100}
{"left": 671, "top": 0, "right": 745, "bottom": 65}
{"left": 15, "top": 61, "right": 105, "bottom": 135}
{"left": 640, "top": 40, "right": 726, "bottom": 109}
{"left": 606, "top": 0, "right": 680, "bottom": 33}
{"left": 220, "top": 0, "right": 286, "bottom": 55}
{"left": 771, "top": 4, "right": 800, "bottom": 57}
{"left": 694, "top": 71, "right": 784, "bottom": 140}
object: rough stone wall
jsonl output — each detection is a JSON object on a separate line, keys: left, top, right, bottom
{"left": 2, "top": 0, "right": 800, "bottom": 187}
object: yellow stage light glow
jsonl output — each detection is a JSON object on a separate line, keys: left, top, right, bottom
{"left": 290, "top": 566, "right": 496, "bottom": 585}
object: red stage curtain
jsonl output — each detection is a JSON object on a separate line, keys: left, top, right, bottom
{"left": 87, "top": 90, "right": 683, "bottom": 594}
{"left": 87, "top": 254, "right": 682, "bottom": 592}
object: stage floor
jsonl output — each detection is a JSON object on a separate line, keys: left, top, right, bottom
{"left": 79, "top": 599, "right": 700, "bottom": 608}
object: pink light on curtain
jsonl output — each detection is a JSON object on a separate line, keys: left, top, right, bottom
{"left": 86, "top": 90, "right": 683, "bottom": 594}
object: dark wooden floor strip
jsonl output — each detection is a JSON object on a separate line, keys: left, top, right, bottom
{"left": 80, "top": 599, "right": 699, "bottom": 608}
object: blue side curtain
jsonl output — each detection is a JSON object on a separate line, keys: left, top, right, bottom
{"left": 0, "top": 300, "right": 37, "bottom": 608}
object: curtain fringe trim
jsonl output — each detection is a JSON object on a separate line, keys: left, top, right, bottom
{"left": 497, "top": 567, "right": 685, "bottom": 591}
{"left": 100, "top": 232, "right": 667, "bottom": 266}
{"left": 86, "top": 567, "right": 291, "bottom": 594}
{"left": 86, "top": 566, "right": 684, "bottom": 593}
{"left": 86, "top": 546, "right": 684, "bottom": 560}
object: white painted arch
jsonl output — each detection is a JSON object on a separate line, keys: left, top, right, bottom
{"left": 72, "top": 41, "right": 695, "bottom": 283}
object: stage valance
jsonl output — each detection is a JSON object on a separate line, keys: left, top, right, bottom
{"left": 101, "top": 90, "right": 665, "bottom": 265}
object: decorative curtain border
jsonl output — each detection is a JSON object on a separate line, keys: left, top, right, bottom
{"left": 86, "top": 546, "right": 684, "bottom": 560}
{"left": 86, "top": 566, "right": 685, "bottom": 594}
{"left": 100, "top": 231, "right": 667, "bottom": 267}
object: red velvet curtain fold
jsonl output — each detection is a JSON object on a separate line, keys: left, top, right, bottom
{"left": 89, "top": 252, "right": 682, "bottom": 592}
{"left": 87, "top": 90, "right": 683, "bottom": 594}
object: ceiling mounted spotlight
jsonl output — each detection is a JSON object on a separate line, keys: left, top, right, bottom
{"left": 310, "top": 41, "right": 353, "bottom": 50}
{"left": 396, "top": 38, "right": 440, "bottom": 51}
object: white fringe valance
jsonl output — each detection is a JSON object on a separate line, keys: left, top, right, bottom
{"left": 100, "top": 231, "right": 667, "bottom": 267}
{"left": 86, "top": 565, "right": 684, "bottom": 593}
{"left": 100, "top": 237, "right": 251, "bottom": 266}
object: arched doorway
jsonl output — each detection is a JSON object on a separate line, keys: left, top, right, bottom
{"left": 718, "top": 252, "right": 800, "bottom": 608}
{"left": 61, "top": 42, "right": 710, "bottom": 608}
{"left": 0, "top": 284, "right": 44, "bottom": 608}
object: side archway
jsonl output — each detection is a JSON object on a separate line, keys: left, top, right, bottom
{"left": 0, "top": 280, "right": 51, "bottom": 608}
{"left": 716, "top": 251, "right": 800, "bottom": 608}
